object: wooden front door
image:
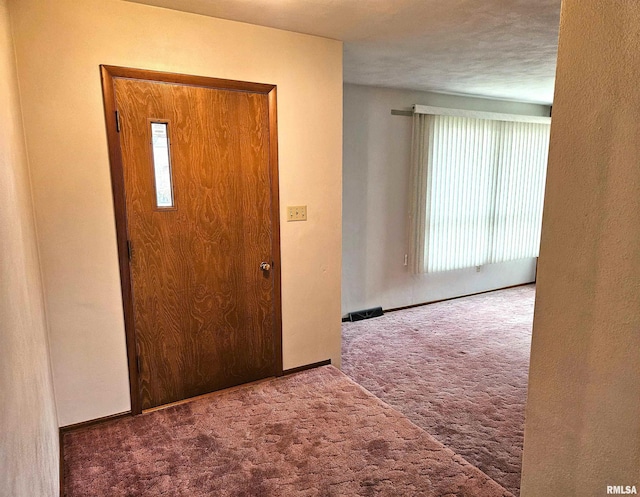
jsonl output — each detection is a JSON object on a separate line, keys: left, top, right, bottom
{"left": 101, "top": 66, "right": 282, "bottom": 413}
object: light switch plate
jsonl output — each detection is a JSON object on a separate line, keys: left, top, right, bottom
{"left": 287, "top": 205, "right": 307, "bottom": 221}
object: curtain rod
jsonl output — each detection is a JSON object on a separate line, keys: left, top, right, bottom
{"left": 391, "top": 109, "right": 413, "bottom": 116}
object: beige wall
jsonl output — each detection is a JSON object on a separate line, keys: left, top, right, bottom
{"left": 0, "top": 0, "right": 59, "bottom": 494}
{"left": 521, "top": 1, "right": 640, "bottom": 495}
{"left": 10, "top": 0, "right": 343, "bottom": 426}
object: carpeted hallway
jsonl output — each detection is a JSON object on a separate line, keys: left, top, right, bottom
{"left": 63, "top": 366, "right": 512, "bottom": 496}
{"left": 342, "top": 285, "right": 535, "bottom": 496}
{"left": 63, "top": 285, "right": 532, "bottom": 495}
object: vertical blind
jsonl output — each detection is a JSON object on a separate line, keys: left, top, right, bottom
{"left": 409, "top": 107, "right": 551, "bottom": 273}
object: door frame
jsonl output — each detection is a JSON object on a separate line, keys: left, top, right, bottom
{"left": 100, "top": 65, "right": 283, "bottom": 415}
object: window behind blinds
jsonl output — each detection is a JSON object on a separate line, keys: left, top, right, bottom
{"left": 410, "top": 111, "right": 550, "bottom": 273}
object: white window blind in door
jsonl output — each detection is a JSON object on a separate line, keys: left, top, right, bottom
{"left": 409, "top": 108, "right": 551, "bottom": 273}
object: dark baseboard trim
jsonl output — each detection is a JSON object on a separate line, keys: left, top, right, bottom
{"left": 283, "top": 359, "right": 331, "bottom": 376}
{"left": 385, "top": 282, "right": 535, "bottom": 314}
{"left": 59, "top": 429, "right": 64, "bottom": 497}
{"left": 60, "top": 410, "right": 132, "bottom": 435}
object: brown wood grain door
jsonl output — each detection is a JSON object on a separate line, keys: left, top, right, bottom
{"left": 101, "top": 67, "right": 282, "bottom": 412}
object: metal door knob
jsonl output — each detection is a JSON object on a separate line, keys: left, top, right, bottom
{"left": 260, "top": 262, "right": 271, "bottom": 271}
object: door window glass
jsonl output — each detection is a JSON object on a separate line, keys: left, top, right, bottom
{"left": 150, "top": 122, "right": 174, "bottom": 208}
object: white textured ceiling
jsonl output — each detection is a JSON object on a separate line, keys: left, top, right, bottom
{"left": 126, "top": 0, "right": 561, "bottom": 104}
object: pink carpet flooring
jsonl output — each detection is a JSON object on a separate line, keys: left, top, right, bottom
{"left": 63, "top": 366, "right": 512, "bottom": 496}
{"left": 342, "top": 285, "right": 535, "bottom": 496}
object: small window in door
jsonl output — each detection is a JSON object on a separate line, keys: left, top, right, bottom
{"left": 150, "top": 121, "right": 174, "bottom": 208}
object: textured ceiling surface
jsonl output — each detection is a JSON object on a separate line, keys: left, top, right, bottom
{"left": 126, "top": 0, "right": 561, "bottom": 104}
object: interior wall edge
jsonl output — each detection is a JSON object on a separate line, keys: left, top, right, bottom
{"left": 0, "top": 0, "right": 60, "bottom": 494}
{"left": 7, "top": 0, "right": 61, "bottom": 427}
